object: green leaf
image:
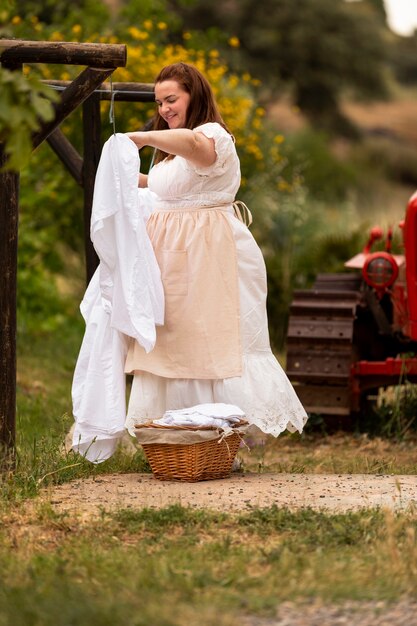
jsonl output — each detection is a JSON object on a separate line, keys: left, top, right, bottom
{"left": 32, "top": 92, "right": 55, "bottom": 122}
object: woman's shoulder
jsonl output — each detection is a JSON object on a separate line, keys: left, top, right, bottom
{"left": 193, "top": 122, "right": 231, "bottom": 139}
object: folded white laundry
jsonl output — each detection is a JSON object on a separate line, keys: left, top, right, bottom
{"left": 154, "top": 415, "right": 237, "bottom": 428}
{"left": 164, "top": 402, "right": 245, "bottom": 419}
{"left": 155, "top": 402, "right": 246, "bottom": 428}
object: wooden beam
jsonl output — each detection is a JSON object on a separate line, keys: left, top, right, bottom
{"left": 44, "top": 79, "right": 155, "bottom": 102}
{"left": 32, "top": 67, "right": 115, "bottom": 149}
{"left": 0, "top": 39, "right": 126, "bottom": 68}
{"left": 82, "top": 94, "right": 101, "bottom": 284}
{"left": 47, "top": 128, "right": 83, "bottom": 186}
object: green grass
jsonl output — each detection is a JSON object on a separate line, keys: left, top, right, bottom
{"left": 0, "top": 306, "right": 417, "bottom": 625}
{"left": 238, "top": 431, "right": 417, "bottom": 475}
{"left": 1, "top": 505, "right": 417, "bottom": 625}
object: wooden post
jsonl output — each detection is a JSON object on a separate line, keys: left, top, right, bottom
{"left": 82, "top": 93, "right": 101, "bottom": 284}
{"left": 0, "top": 62, "right": 21, "bottom": 458}
{"left": 0, "top": 151, "right": 19, "bottom": 458}
{"left": 0, "top": 40, "right": 129, "bottom": 464}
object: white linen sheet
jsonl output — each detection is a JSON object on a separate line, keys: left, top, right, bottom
{"left": 71, "top": 134, "right": 164, "bottom": 462}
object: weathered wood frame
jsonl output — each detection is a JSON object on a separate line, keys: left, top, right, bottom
{"left": 0, "top": 39, "right": 154, "bottom": 459}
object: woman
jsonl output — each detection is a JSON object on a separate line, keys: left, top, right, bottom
{"left": 125, "top": 62, "right": 307, "bottom": 437}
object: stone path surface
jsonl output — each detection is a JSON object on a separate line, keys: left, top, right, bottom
{"left": 242, "top": 600, "right": 417, "bottom": 626}
{"left": 45, "top": 472, "right": 417, "bottom": 518}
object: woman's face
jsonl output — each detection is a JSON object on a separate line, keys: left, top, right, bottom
{"left": 155, "top": 80, "right": 191, "bottom": 129}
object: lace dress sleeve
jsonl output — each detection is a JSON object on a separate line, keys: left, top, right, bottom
{"left": 190, "top": 122, "right": 236, "bottom": 177}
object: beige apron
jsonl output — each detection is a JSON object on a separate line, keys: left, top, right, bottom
{"left": 125, "top": 205, "right": 243, "bottom": 379}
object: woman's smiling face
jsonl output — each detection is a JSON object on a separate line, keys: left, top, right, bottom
{"left": 155, "top": 80, "right": 191, "bottom": 129}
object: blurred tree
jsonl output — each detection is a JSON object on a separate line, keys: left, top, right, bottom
{"left": 356, "top": 0, "right": 387, "bottom": 23}
{"left": 171, "top": 0, "right": 388, "bottom": 136}
{"left": 389, "top": 32, "right": 417, "bottom": 86}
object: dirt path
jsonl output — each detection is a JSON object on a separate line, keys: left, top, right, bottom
{"left": 44, "top": 472, "right": 417, "bottom": 519}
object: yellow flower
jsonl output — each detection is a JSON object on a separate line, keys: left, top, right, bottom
{"left": 157, "top": 22, "right": 167, "bottom": 30}
{"left": 128, "top": 26, "right": 138, "bottom": 38}
{"left": 11, "top": 15, "right": 21, "bottom": 25}
{"left": 183, "top": 32, "right": 192, "bottom": 40}
{"left": 274, "top": 134, "right": 285, "bottom": 144}
{"left": 143, "top": 20, "right": 153, "bottom": 30}
{"left": 72, "top": 24, "right": 82, "bottom": 35}
{"left": 128, "top": 26, "right": 146, "bottom": 39}
{"left": 278, "top": 180, "right": 291, "bottom": 192}
{"left": 228, "top": 36, "right": 240, "bottom": 48}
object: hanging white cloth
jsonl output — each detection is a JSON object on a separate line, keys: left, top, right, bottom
{"left": 71, "top": 134, "right": 164, "bottom": 463}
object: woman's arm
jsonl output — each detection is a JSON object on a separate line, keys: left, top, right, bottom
{"left": 138, "top": 173, "right": 148, "bottom": 188}
{"left": 126, "top": 129, "right": 216, "bottom": 168}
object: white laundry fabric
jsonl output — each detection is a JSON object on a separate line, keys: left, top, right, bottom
{"left": 71, "top": 134, "right": 164, "bottom": 463}
{"left": 164, "top": 402, "right": 245, "bottom": 420}
{"left": 154, "top": 416, "right": 240, "bottom": 429}
{"left": 153, "top": 402, "right": 245, "bottom": 429}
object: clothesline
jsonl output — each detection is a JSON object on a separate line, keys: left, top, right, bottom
{"left": 46, "top": 84, "right": 154, "bottom": 97}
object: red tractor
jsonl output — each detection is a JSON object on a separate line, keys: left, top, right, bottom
{"left": 286, "top": 191, "right": 417, "bottom": 422}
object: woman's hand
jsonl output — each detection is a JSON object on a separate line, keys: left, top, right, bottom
{"left": 126, "top": 132, "right": 148, "bottom": 149}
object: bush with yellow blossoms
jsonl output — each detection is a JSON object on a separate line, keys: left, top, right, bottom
{"left": 4, "top": 6, "right": 291, "bottom": 190}
{"left": 3, "top": 1, "right": 308, "bottom": 344}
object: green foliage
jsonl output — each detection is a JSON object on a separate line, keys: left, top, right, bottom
{"left": 0, "top": 66, "right": 58, "bottom": 171}
{"left": 352, "top": 135, "right": 417, "bottom": 187}
{"left": 16, "top": 158, "right": 85, "bottom": 334}
{"left": 369, "top": 383, "right": 417, "bottom": 439}
{"left": 285, "top": 129, "right": 359, "bottom": 202}
{"left": 10, "top": 0, "right": 110, "bottom": 34}
{"left": 118, "top": 0, "right": 182, "bottom": 32}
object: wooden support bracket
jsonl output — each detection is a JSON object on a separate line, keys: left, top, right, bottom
{"left": 47, "top": 128, "right": 83, "bottom": 186}
{"left": 33, "top": 66, "right": 115, "bottom": 148}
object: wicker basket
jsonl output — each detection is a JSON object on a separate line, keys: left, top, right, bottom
{"left": 135, "top": 421, "right": 246, "bottom": 482}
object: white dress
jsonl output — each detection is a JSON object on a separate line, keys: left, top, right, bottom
{"left": 125, "top": 122, "right": 308, "bottom": 436}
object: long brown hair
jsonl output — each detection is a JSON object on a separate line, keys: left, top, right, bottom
{"left": 152, "top": 62, "right": 231, "bottom": 164}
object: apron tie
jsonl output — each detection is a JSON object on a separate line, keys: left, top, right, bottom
{"left": 233, "top": 200, "right": 253, "bottom": 227}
